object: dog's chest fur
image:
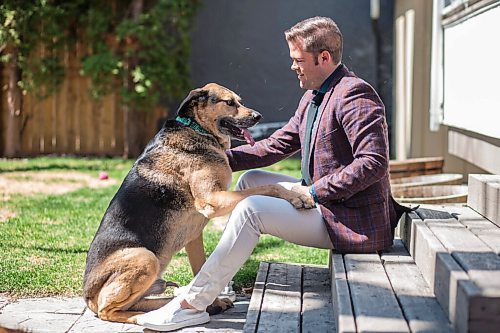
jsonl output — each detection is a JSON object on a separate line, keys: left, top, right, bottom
{"left": 134, "top": 125, "right": 231, "bottom": 257}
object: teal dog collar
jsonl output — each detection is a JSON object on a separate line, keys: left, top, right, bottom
{"left": 176, "top": 116, "right": 210, "bottom": 135}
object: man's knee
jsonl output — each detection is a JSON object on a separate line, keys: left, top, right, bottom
{"left": 235, "top": 170, "right": 268, "bottom": 190}
{"left": 230, "top": 196, "right": 266, "bottom": 232}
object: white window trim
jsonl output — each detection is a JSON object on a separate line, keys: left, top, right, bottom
{"left": 429, "top": 0, "right": 444, "bottom": 132}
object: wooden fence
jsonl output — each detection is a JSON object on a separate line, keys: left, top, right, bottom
{"left": 0, "top": 47, "right": 167, "bottom": 157}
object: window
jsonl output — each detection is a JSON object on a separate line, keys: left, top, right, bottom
{"left": 434, "top": 0, "right": 500, "bottom": 139}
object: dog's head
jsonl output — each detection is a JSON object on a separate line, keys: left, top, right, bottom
{"left": 177, "top": 83, "right": 262, "bottom": 149}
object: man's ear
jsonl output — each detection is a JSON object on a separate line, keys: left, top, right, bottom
{"left": 319, "top": 50, "right": 331, "bottom": 64}
{"left": 177, "top": 88, "right": 209, "bottom": 117}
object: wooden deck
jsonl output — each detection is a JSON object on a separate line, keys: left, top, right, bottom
{"left": 243, "top": 262, "right": 335, "bottom": 333}
{"left": 244, "top": 174, "right": 500, "bottom": 333}
{"left": 332, "top": 239, "right": 453, "bottom": 333}
{"left": 244, "top": 205, "right": 500, "bottom": 333}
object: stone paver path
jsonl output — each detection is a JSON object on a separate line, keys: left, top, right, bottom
{"left": 0, "top": 296, "right": 249, "bottom": 333}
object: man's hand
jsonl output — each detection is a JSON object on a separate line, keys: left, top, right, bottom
{"left": 290, "top": 184, "right": 316, "bottom": 209}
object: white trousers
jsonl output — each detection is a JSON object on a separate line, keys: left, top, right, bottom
{"left": 183, "top": 169, "right": 334, "bottom": 311}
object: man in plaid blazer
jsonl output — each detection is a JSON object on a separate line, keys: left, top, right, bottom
{"left": 138, "top": 16, "right": 399, "bottom": 331}
{"left": 227, "top": 61, "right": 396, "bottom": 253}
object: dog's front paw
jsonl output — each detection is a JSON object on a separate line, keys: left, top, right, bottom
{"left": 290, "top": 194, "right": 316, "bottom": 210}
{"left": 301, "top": 194, "right": 316, "bottom": 209}
{"left": 206, "top": 297, "right": 234, "bottom": 315}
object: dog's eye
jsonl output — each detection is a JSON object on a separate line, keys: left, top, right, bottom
{"left": 226, "top": 100, "right": 235, "bottom": 106}
{"left": 210, "top": 96, "right": 218, "bottom": 103}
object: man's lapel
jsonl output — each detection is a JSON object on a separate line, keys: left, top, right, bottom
{"left": 308, "top": 64, "right": 347, "bottom": 160}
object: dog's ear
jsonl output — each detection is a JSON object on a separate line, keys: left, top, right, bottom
{"left": 177, "top": 88, "right": 209, "bottom": 117}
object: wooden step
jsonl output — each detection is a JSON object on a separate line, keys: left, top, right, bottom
{"left": 391, "top": 173, "right": 463, "bottom": 188}
{"left": 445, "top": 205, "right": 500, "bottom": 254}
{"left": 389, "top": 157, "right": 444, "bottom": 179}
{"left": 467, "top": 174, "right": 500, "bottom": 227}
{"left": 330, "top": 240, "right": 452, "bottom": 333}
{"left": 243, "top": 262, "right": 335, "bottom": 333}
{"left": 400, "top": 204, "right": 500, "bottom": 332}
{"left": 392, "top": 185, "right": 468, "bottom": 204}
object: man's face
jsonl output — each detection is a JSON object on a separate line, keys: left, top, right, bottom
{"left": 288, "top": 41, "right": 324, "bottom": 90}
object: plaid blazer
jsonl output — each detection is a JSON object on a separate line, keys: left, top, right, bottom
{"left": 226, "top": 64, "right": 396, "bottom": 253}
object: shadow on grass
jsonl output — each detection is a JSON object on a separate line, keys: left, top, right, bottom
{"left": 252, "top": 237, "right": 288, "bottom": 255}
{"left": 9, "top": 244, "right": 90, "bottom": 254}
{"left": 34, "top": 246, "right": 89, "bottom": 254}
{"left": 0, "top": 164, "right": 117, "bottom": 174}
{"left": 0, "top": 157, "right": 132, "bottom": 174}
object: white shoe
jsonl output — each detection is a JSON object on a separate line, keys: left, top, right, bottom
{"left": 136, "top": 299, "right": 210, "bottom": 332}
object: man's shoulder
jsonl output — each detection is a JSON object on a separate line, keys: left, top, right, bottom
{"left": 334, "top": 73, "right": 376, "bottom": 95}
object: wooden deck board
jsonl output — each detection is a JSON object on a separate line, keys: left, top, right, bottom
{"left": 331, "top": 253, "right": 356, "bottom": 333}
{"left": 302, "top": 266, "right": 335, "bottom": 333}
{"left": 243, "top": 262, "right": 269, "bottom": 333}
{"left": 344, "top": 253, "right": 409, "bottom": 332}
{"left": 381, "top": 240, "right": 454, "bottom": 333}
{"left": 257, "top": 263, "right": 302, "bottom": 333}
{"left": 444, "top": 205, "right": 500, "bottom": 254}
{"left": 399, "top": 211, "right": 421, "bottom": 256}
{"left": 467, "top": 174, "right": 500, "bottom": 227}
{"left": 245, "top": 262, "right": 335, "bottom": 333}
{"left": 412, "top": 219, "right": 448, "bottom": 289}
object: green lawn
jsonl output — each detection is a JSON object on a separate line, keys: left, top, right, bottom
{"left": 0, "top": 157, "right": 328, "bottom": 297}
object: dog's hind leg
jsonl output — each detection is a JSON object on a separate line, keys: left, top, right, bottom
{"left": 94, "top": 247, "right": 160, "bottom": 324}
{"left": 185, "top": 233, "right": 206, "bottom": 275}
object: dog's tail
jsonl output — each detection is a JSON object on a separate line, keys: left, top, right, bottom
{"left": 129, "top": 296, "right": 173, "bottom": 312}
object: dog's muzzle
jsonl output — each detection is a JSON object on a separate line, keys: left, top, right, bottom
{"left": 218, "top": 111, "right": 262, "bottom": 146}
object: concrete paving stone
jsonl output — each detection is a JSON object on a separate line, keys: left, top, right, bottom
{"left": 68, "top": 308, "right": 141, "bottom": 333}
{"left": 2, "top": 297, "right": 86, "bottom": 315}
{"left": 0, "top": 297, "right": 86, "bottom": 333}
{"left": 0, "top": 313, "right": 81, "bottom": 333}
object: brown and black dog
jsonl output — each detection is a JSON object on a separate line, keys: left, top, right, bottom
{"left": 83, "top": 83, "right": 314, "bottom": 324}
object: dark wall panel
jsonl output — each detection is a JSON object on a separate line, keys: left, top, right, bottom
{"left": 188, "top": 0, "right": 394, "bottom": 127}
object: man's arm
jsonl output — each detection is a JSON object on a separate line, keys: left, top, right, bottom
{"left": 226, "top": 94, "right": 310, "bottom": 172}
{"left": 312, "top": 82, "right": 389, "bottom": 204}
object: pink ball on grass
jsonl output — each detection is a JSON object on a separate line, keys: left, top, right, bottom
{"left": 99, "top": 171, "right": 109, "bottom": 180}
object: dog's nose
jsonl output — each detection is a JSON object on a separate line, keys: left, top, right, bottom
{"left": 252, "top": 111, "right": 262, "bottom": 121}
